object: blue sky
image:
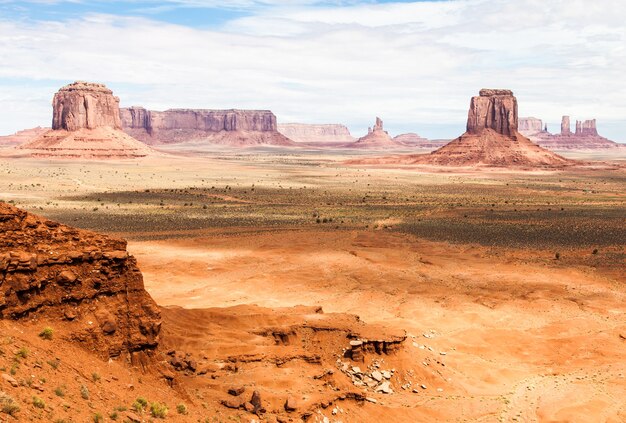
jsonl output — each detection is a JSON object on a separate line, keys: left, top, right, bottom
{"left": 1, "top": 0, "right": 625, "bottom": 142}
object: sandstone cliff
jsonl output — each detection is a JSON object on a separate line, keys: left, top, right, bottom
{"left": 277, "top": 123, "right": 355, "bottom": 143}
{"left": 392, "top": 133, "right": 446, "bottom": 150}
{"left": 518, "top": 117, "right": 544, "bottom": 135}
{"left": 0, "top": 202, "right": 161, "bottom": 358}
{"left": 467, "top": 89, "right": 517, "bottom": 136}
{"left": 120, "top": 107, "right": 294, "bottom": 146}
{"left": 52, "top": 81, "right": 122, "bottom": 131}
{"left": 17, "top": 82, "right": 155, "bottom": 159}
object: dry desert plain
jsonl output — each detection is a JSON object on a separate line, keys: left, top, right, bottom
{"left": 1, "top": 146, "right": 625, "bottom": 422}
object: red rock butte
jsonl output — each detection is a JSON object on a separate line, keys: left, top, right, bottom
{"left": 351, "top": 117, "right": 407, "bottom": 149}
{"left": 348, "top": 89, "right": 573, "bottom": 167}
{"left": 18, "top": 81, "right": 155, "bottom": 159}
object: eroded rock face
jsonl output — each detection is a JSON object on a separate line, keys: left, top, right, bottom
{"left": 561, "top": 116, "right": 572, "bottom": 135}
{"left": 467, "top": 89, "right": 518, "bottom": 137}
{"left": 0, "top": 202, "right": 161, "bottom": 358}
{"left": 52, "top": 81, "right": 122, "bottom": 131}
{"left": 120, "top": 107, "right": 293, "bottom": 145}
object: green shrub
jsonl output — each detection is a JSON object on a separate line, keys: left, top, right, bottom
{"left": 176, "top": 403, "right": 188, "bottom": 415}
{"left": 39, "top": 327, "right": 54, "bottom": 340}
{"left": 1, "top": 391, "right": 20, "bottom": 416}
{"left": 47, "top": 359, "right": 60, "bottom": 370}
{"left": 150, "top": 402, "right": 168, "bottom": 418}
{"left": 91, "top": 372, "right": 101, "bottom": 382}
{"left": 109, "top": 411, "right": 119, "bottom": 420}
{"left": 32, "top": 396, "right": 46, "bottom": 409}
{"left": 54, "top": 386, "right": 65, "bottom": 397}
{"left": 93, "top": 412, "right": 103, "bottom": 423}
{"left": 15, "top": 347, "right": 29, "bottom": 359}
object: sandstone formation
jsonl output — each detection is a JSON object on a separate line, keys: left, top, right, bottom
{"left": 120, "top": 107, "right": 295, "bottom": 146}
{"left": 0, "top": 202, "right": 161, "bottom": 358}
{"left": 349, "top": 90, "right": 572, "bottom": 167}
{"left": 520, "top": 115, "right": 622, "bottom": 150}
{"left": 351, "top": 117, "right": 407, "bottom": 149}
{"left": 467, "top": 89, "right": 517, "bottom": 136}
{"left": 0, "top": 127, "right": 49, "bottom": 147}
{"left": 518, "top": 117, "right": 544, "bottom": 135}
{"left": 18, "top": 82, "right": 155, "bottom": 159}
{"left": 277, "top": 123, "right": 355, "bottom": 143}
{"left": 52, "top": 81, "right": 122, "bottom": 131}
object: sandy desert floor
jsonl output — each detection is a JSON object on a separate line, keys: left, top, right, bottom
{"left": 0, "top": 147, "right": 625, "bottom": 422}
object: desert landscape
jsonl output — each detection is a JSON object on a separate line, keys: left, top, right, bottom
{"left": 1, "top": 1, "right": 626, "bottom": 422}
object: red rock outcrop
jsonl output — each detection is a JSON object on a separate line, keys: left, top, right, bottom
{"left": 348, "top": 90, "right": 572, "bottom": 167}
{"left": 351, "top": 117, "right": 407, "bottom": 149}
{"left": 0, "top": 202, "right": 161, "bottom": 358}
{"left": 17, "top": 82, "right": 155, "bottom": 159}
{"left": 120, "top": 107, "right": 295, "bottom": 146}
{"left": 277, "top": 123, "right": 355, "bottom": 143}
{"left": 466, "top": 89, "right": 517, "bottom": 136}
{"left": 52, "top": 81, "right": 122, "bottom": 131}
{"left": 521, "top": 115, "right": 622, "bottom": 150}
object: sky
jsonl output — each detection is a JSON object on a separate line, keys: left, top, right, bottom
{"left": 0, "top": 0, "right": 625, "bottom": 141}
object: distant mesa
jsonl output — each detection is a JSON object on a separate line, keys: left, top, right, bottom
{"left": 0, "top": 127, "right": 49, "bottom": 147}
{"left": 17, "top": 81, "right": 154, "bottom": 159}
{"left": 120, "top": 107, "right": 295, "bottom": 147}
{"left": 349, "top": 89, "right": 572, "bottom": 168}
{"left": 277, "top": 123, "right": 355, "bottom": 143}
{"left": 393, "top": 133, "right": 448, "bottom": 149}
{"left": 350, "top": 117, "right": 408, "bottom": 149}
{"left": 519, "top": 116, "right": 622, "bottom": 150}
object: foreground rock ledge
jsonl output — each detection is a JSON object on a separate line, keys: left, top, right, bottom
{"left": 0, "top": 202, "right": 161, "bottom": 358}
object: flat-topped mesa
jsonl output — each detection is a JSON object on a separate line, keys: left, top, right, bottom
{"left": 0, "top": 202, "right": 161, "bottom": 359}
{"left": 120, "top": 107, "right": 292, "bottom": 145}
{"left": 519, "top": 117, "right": 544, "bottom": 134}
{"left": 467, "top": 89, "right": 518, "bottom": 137}
{"left": 277, "top": 123, "right": 354, "bottom": 143}
{"left": 52, "top": 81, "right": 122, "bottom": 131}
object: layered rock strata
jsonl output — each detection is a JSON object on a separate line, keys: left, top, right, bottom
{"left": 52, "top": 81, "right": 122, "bottom": 131}
{"left": 277, "top": 123, "right": 355, "bottom": 143}
{"left": 0, "top": 202, "right": 161, "bottom": 358}
{"left": 120, "top": 107, "right": 294, "bottom": 146}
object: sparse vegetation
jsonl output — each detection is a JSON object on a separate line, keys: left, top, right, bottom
{"left": 54, "top": 386, "right": 65, "bottom": 397}
{"left": 92, "top": 372, "right": 101, "bottom": 382}
{"left": 150, "top": 402, "right": 168, "bottom": 418}
{"left": 47, "top": 358, "right": 60, "bottom": 369}
{"left": 32, "top": 396, "right": 46, "bottom": 409}
{"left": 177, "top": 403, "right": 188, "bottom": 415}
{"left": 93, "top": 412, "right": 104, "bottom": 423}
{"left": 15, "top": 347, "right": 29, "bottom": 359}
{"left": 109, "top": 411, "right": 119, "bottom": 420}
{"left": 39, "top": 327, "right": 54, "bottom": 340}
{"left": 132, "top": 397, "right": 148, "bottom": 413}
{"left": 80, "top": 384, "right": 90, "bottom": 400}
{"left": 1, "top": 391, "right": 20, "bottom": 416}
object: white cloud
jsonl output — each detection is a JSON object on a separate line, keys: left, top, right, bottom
{"left": 0, "top": 0, "right": 625, "bottom": 141}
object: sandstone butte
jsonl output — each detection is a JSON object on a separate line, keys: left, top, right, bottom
{"left": 519, "top": 115, "right": 623, "bottom": 150}
{"left": 120, "top": 107, "right": 295, "bottom": 146}
{"left": 0, "top": 202, "right": 161, "bottom": 361}
{"left": 17, "top": 81, "right": 155, "bottom": 159}
{"left": 277, "top": 123, "right": 355, "bottom": 143}
{"left": 350, "top": 117, "right": 409, "bottom": 149}
{"left": 348, "top": 89, "right": 573, "bottom": 167}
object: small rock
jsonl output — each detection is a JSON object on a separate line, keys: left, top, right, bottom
{"left": 221, "top": 399, "right": 242, "bottom": 409}
{"left": 351, "top": 366, "right": 362, "bottom": 374}
{"left": 1, "top": 373, "right": 19, "bottom": 387}
{"left": 332, "top": 407, "right": 338, "bottom": 415}
{"left": 365, "top": 397, "right": 378, "bottom": 403}
{"left": 243, "top": 401, "right": 255, "bottom": 412}
{"left": 382, "top": 370, "right": 391, "bottom": 379}
{"left": 124, "top": 412, "right": 142, "bottom": 423}
{"left": 421, "top": 384, "right": 427, "bottom": 389}
{"left": 371, "top": 370, "right": 383, "bottom": 382}
{"left": 228, "top": 386, "right": 246, "bottom": 396}
{"left": 284, "top": 396, "right": 297, "bottom": 412}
